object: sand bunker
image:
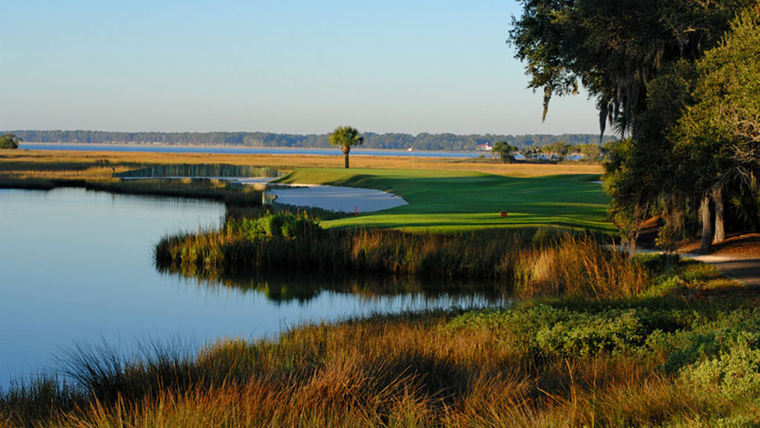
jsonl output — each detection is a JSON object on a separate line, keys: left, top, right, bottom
{"left": 267, "top": 185, "right": 408, "bottom": 213}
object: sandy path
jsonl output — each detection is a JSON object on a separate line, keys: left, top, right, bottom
{"left": 685, "top": 254, "right": 760, "bottom": 287}
{"left": 267, "top": 185, "right": 408, "bottom": 213}
{"left": 610, "top": 245, "right": 760, "bottom": 287}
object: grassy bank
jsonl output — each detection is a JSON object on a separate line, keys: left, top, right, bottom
{"left": 275, "top": 168, "right": 611, "bottom": 232}
{"left": 3, "top": 259, "right": 758, "bottom": 427}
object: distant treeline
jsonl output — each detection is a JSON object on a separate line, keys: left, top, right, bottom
{"left": 9, "top": 130, "right": 617, "bottom": 151}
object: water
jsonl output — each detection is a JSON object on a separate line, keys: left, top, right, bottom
{"left": 0, "top": 188, "right": 499, "bottom": 385}
{"left": 19, "top": 143, "right": 487, "bottom": 158}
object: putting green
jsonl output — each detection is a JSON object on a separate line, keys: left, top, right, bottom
{"left": 276, "top": 168, "right": 612, "bottom": 233}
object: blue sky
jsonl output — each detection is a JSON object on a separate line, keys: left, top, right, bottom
{"left": 0, "top": 1, "right": 600, "bottom": 135}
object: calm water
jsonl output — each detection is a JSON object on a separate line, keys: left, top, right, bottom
{"left": 0, "top": 188, "right": 498, "bottom": 385}
{"left": 20, "top": 143, "right": 485, "bottom": 158}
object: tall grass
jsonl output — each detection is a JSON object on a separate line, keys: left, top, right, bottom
{"left": 86, "top": 178, "right": 263, "bottom": 207}
{"left": 0, "top": 149, "right": 603, "bottom": 180}
{"left": 5, "top": 296, "right": 759, "bottom": 427}
{"left": 0, "top": 176, "right": 264, "bottom": 211}
{"left": 113, "top": 163, "right": 281, "bottom": 179}
{"left": 157, "top": 223, "right": 648, "bottom": 299}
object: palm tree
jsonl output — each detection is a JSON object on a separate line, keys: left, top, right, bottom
{"left": 329, "top": 126, "right": 364, "bottom": 169}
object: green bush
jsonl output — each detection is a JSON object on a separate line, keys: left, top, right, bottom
{"left": 264, "top": 213, "right": 287, "bottom": 237}
{"left": 448, "top": 305, "right": 692, "bottom": 358}
{"left": 534, "top": 309, "right": 647, "bottom": 356}
{"left": 225, "top": 212, "right": 321, "bottom": 241}
{"left": 682, "top": 338, "right": 760, "bottom": 401}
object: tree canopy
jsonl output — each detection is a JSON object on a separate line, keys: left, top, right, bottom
{"left": 509, "top": 0, "right": 752, "bottom": 138}
{"left": 676, "top": 7, "right": 760, "bottom": 182}
{"left": 674, "top": 7, "right": 760, "bottom": 245}
{"left": 511, "top": 0, "right": 759, "bottom": 254}
{"left": 7, "top": 130, "right": 615, "bottom": 152}
{"left": 493, "top": 141, "right": 518, "bottom": 163}
{"left": 0, "top": 133, "right": 20, "bottom": 149}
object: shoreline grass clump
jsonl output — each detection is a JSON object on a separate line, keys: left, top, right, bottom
{"left": 156, "top": 216, "right": 648, "bottom": 299}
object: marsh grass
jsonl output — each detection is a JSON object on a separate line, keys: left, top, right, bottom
{"left": 0, "top": 377, "right": 82, "bottom": 425}
{"left": 0, "top": 149, "right": 603, "bottom": 180}
{"left": 86, "top": 178, "right": 263, "bottom": 207}
{"left": 113, "top": 163, "right": 281, "bottom": 179}
{"left": 157, "top": 225, "right": 647, "bottom": 299}
{"left": 5, "top": 293, "right": 760, "bottom": 427}
{"left": 0, "top": 175, "right": 264, "bottom": 211}
{"left": 0, "top": 154, "right": 271, "bottom": 209}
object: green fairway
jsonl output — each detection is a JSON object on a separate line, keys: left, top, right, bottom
{"left": 276, "top": 168, "right": 612, "bottom": 233}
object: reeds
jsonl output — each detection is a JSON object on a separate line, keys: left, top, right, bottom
{"left": 157, "top": 225, "right": 649, "bottom": 299}
{"left": 0, "top": 149, "right": 602, "bottom": 180}
{"left": 4, "top": 302, "right": 756, "bottom": 427}
{"left": 85, "top": 178, "right": 263, "bottom": 207}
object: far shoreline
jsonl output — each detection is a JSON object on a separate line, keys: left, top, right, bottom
{"left": 19, "top": 141, "right": 488, "bottom": 158}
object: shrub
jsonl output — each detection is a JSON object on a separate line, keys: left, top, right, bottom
{"left": 682, "top": 338, "right": 760, "bottom": 401}
{"left": 448, "top": 305, "right": 692, "bottom": 358}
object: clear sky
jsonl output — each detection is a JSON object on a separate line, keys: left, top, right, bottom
{"left": 0, "top": 1, "right": 600, "bottom": 135}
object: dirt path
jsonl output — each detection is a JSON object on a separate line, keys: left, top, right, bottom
{"left": 685, "top": 253, "right": 760, "bottom": 287}
{"left": 612, "top": 244, "right": 760, "bottom": 287}
{"left": 677, "top": 234, "right": 760, "bottom": 287}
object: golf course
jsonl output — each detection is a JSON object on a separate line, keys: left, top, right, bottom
{"left": 3, "top": 149, "right": 760, "bottom": 427}
{"left": 4, "top": 0, "right": 760, "bottom": 424}
{"left": 276, "top": 168, "right": 612, "bottom": 232}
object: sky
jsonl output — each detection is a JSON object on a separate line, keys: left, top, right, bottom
{"left": 0, "top": 1, "right": 601, "bottom": 135}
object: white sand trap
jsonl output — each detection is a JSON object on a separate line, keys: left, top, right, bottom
{"left": 268, "top": 185, "right": 408, "bottom": 213}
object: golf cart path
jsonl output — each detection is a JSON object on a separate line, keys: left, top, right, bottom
{"left": 685, "top": 253, "right": 760, "bottom": 287}
{"left": 613, "top": 246, "right": 760, "bottom": 287}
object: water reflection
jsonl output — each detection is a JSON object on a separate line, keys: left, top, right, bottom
{"left": 162, "top": 269, "right": 508, "bottom": 306}
{"left": 0, "top": 188, "right": 506, "bottom": 386}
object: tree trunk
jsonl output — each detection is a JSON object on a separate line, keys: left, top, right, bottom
{"left": 700, "top": 195, "right": 713, "bottom": 251}
{"left": 343, "top": 146, "right": 350, "bottom": 169}
{"left": 713, "top": 186, "right": 725, "bottom": 243}
{"left": 628, "top": 233, "right": 638, "bottom": 259}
